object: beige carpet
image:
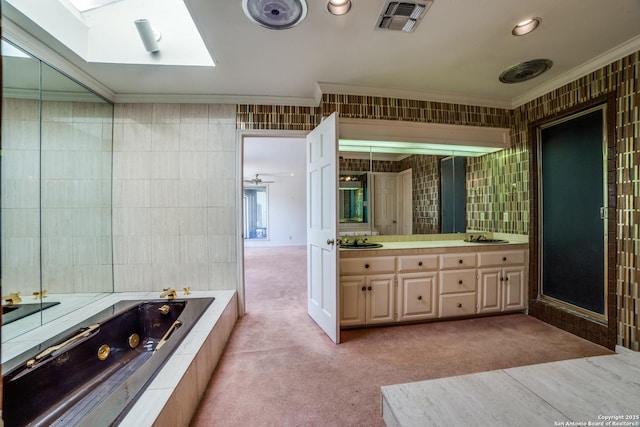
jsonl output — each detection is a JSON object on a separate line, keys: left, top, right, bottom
{"left": 191, "top": 245, "right": 612, "bottom": 427}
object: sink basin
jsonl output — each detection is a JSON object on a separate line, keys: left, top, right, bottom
{"left": 464, "top": 239, "right": 508, "bottom": 244}
{"left": 340, "top": 242, "right": 383, "bottom": 249}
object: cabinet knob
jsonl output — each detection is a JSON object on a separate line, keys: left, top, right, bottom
{"left": 361, "top": 286, "right": 366, "bottom": 291}
{"left": 458, "top": 259, "right": 463, "bottom": 264}
{"left": 364, "top": 263, "right": 370, "bottom": 269}
{"left": 367, "top": 286, "right": 372, "bottom": 291}
{"left": 504, "top": 277, "right": 509, "bottom": 281}
{"left": 417, "top": 295, "right": 422, "bottom": 300}
{"left": 458, "top": 280, "right": 463, "bottom": 285}
{"left": 457, "top": 303, "right": 462, "bottom": 308}
{"left": 502, "top": 257, "right": 507, "bottom": 261}
{"left": 500, "top": 277, "right": 504, "bottom": 282}
{"left": 418, "top": 261, "right": 423, "bottom": 266}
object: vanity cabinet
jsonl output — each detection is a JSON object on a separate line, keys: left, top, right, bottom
{"left": 397, "top": 255, "right": 438, "bottom": 321}
{"left": 439, "top": 253, "right": 477, "bottom": 318}
{"left": 340, "top": 257, "right": 395, "bottom": 326}
{"left": 339, "top": 244, "right": 528, "bottom": 328}
{"left": 477, "top": 250, "right": 527, "bottom": 314}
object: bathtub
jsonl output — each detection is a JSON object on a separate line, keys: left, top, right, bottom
{"left": 2, "top": 297, "right": 214, "bottom": 427}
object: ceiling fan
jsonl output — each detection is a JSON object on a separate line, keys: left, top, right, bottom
{"left": 243, "top": 174, "right": 275, "bottom": 185}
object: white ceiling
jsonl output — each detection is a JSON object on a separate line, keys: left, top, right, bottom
{"left": 243, "top": 137, "right": 306, "bottom": 182}
{"left": 2, "top": 0, "right": 640, "bottom": 108}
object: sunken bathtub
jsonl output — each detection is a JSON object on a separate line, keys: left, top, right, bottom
{"left": 3, "top": 297, "right": 214, "bottom": 427}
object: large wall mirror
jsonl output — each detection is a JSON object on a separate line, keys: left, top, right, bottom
{"left": 1, "top": 39, "right": 114, "bottom": 342}
{"left": 337, "top": 119, "right": 511, "bottom": 237}
{"left": 339, "top": 149, "right": 473, "bottom": 236}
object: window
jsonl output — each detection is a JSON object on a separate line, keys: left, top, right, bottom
{"left": 243, "top": 186, "right": 268, "bottom": 240}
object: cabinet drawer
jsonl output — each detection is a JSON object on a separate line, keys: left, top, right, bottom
{"left": 340, "top": 256, "right": 395, "bottom": 275}
{"left": 397, "top": 255, "right": 438, "bottom": 272}
{"left": 478, "top": 250, "right": 526, "bottom": 267}
{"left": 440, "top": 253, "right": 476, "bottom": 269}
{"left": 439, "top": 292, "right": 476, "bottom": 318}
{"left": 440, "top": 270, "right": 477, "bottom": 294}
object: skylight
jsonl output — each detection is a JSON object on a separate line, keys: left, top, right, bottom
{"left": 67, "top": 0, "right": 124, "bottom": 12}
{"left": 7, "top": 0, "right": 215, "bottom": 67}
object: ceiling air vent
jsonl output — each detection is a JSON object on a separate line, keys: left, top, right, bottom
{"left": 376, "top": 1, "right": 433, "bottom": 33}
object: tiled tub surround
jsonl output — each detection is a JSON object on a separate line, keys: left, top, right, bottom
{"left": 1, "top": 290, "right": 237, "bottom": 426}
{"left": 237, "top": 49, "right": 640, "bottom": 351}
{"left": 112, "top": 103, "right": 238, "bottom": 293}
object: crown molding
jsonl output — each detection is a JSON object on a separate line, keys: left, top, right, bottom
{"left": 317, "top": 82, "right": 513, "bottom": 109}
{"left": 511, "top": 35, "right": 640, "bottom": 108}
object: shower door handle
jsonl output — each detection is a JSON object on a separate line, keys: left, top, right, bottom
{"left": 600, "top": 207, "right": 607, "bottom": 220}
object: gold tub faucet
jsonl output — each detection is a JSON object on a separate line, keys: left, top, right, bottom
{"left": 33, "top": 290, "right": 47, "bottom": 300}
{"left": 3, "top": 292, "right": 22, "bottom": 305}
{"left": 160, "top": 288, "right": 177, "bottom": 300}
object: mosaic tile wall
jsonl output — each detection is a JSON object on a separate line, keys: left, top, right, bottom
{"left": 466, "top": 146, "right": 529, "bottom": 234}
{"left": 399, "top": 154, "right": 442, "bottom": 234}
{"left": 237, "top": 58, "right": 640, "bottom": 350}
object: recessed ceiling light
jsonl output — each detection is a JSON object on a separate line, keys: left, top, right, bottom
{"left": 327, "top": 0, "right": 351, "bottom": 16}
{"left": 512, "top": 17, "right": 541, "bottom": 36}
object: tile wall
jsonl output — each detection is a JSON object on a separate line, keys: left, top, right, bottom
{"left": 1, "top": 98, "right": 113, "bottom": 294}
{"left": 112, "top": 104, "right": 237, "bottom": 292}
{"left": 237, "top": 51, "right": 640, "bottom": 351}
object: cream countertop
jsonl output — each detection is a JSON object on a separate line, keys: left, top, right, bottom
{"left": 339, "top": 233, "right": 528, "bottom": 253}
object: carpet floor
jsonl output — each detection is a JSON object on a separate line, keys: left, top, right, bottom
{"left": 191, "top": 245, "right": 612, "bottom": 427}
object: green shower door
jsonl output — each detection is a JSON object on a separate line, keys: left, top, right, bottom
{"left": 540, "top": 107, "right": 606, "bottom": 316}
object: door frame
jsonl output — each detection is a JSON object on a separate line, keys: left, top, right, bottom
{"left": 236, "top": 129, "right": 309, "bottom": 317}
{"left": 527, "top": 92, "right": 617, "bottom": 348}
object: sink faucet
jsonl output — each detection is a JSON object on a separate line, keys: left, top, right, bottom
{"left": 160, "top": 288, "right": 177, "bottom": 300}
{"left": 2, "top": 292, "right": 22, "bottom": 305}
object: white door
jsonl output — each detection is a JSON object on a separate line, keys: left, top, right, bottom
{"left": 307, "top": 112, "right": 340, "bottom": 344}
{"left": 373, "top": 173, "right": 397, "bottom": 235}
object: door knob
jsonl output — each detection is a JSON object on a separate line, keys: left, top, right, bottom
{"left": 327, "top": 239, "right": 335, "bottom": 245}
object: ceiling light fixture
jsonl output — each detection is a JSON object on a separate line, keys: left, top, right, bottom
{"left": 134, "top": 19, "right": 161, "bottom": 53}
{"left": 512, "top": 17, "right": 541, "bottom": 36}
{"left": 242, "top": 0, "right": 308, "bottom": 30}
{"left": 327, "top": 0, "right": 351, "bottom": 16}
{"left": 499, "top": 58, "right": 553, "bottom": 84}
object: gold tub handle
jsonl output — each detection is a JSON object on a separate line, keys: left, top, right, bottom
{"left": 153, "top": 320, "right": 182, "bottom": 354}
{"left": 27, "top": 323, "right": 101, "bottom": 368}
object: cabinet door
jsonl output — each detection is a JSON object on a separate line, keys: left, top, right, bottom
{"left": 366, "top": 274, "right": 395, "bottom": 324}
{"left": 397, "top": 272, "right": 437, "bottom": 321}
{"left": 340, "top": 276, "right": 366, "bottom": 326}
{"left": 502, "top": 267, "right": 526, "bottom": 311}
{"left": 478, "top": 268, "right": 502, "bottom": 314}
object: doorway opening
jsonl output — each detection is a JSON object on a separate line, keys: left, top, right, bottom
{"left": 240, "top": 135, "right": 307, "bottom": 314}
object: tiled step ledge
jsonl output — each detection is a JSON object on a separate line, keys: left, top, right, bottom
{"left": 2, "top": 290, "right": 238, "bottom": 427}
